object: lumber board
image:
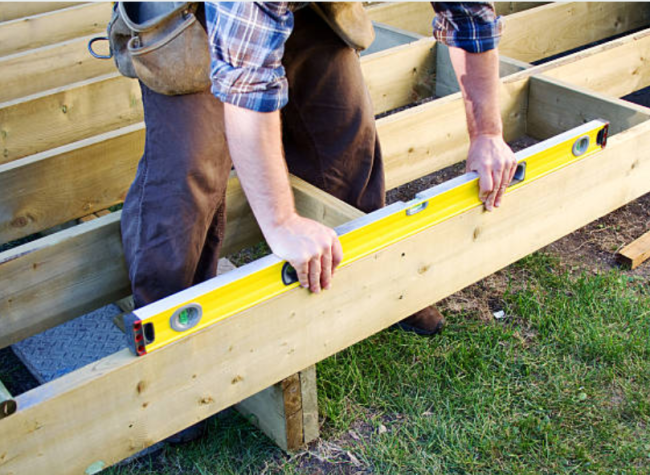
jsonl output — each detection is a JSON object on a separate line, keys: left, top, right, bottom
{"left": 0, "top": 35, "right": 432, "bottom": 161}
{"left": 617, "top": 230, "right": 650, "bottom": 269}
{"left": 527, "top": 76, "right": 650, "bottom": 140}
{"left": 361, "top": 37, "right": 436, "bottom": 114}
{"left": 366, "top": 2, "right": 433, "bottom": 37}
{"left": 0, "top": 124, "right": 144, "bottom": 244}
{"left": 377, "top": 77, "right": 528, "bottom": 190}
{"left": 365, "top": 2, "right": 544, "bottom": 38}
{"left": 3, "top": 115, "right": 650, "bottom": 474}
{"left": 1, "top": 72, "right": 523, "bottom": 243}
{"left": 0, "top": 74, "right": 141, "bottom": 164}
{"left": 0, "top": 212, "right": 130, "bottom": 348}
{"left": 0, "top": 176, "right": 362, "bottom": 349}
{"left": 538, "top": 28, "right": 650, "bottom": 100}
{"left": 0, "top": 3, "right": 111, "bottom": 57}
{"left": 0, "top": 2, "right": 75, "bottom": 22}
{"left": 0, "top": 35, "right": 115, "bottom": 103}
{"left": 500, "top": 2, "right": 650, "bottom": 63}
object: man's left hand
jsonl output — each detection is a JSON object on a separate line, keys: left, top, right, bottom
{"left": 466, "top": 134, "right": 517, "bottom": 211}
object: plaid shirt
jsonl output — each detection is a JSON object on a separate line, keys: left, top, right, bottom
{"left": 205, "top": 2, "right": 502, "bottom": 113}
{"left": 432, "top": 2, "right": 503, "bottom": 53}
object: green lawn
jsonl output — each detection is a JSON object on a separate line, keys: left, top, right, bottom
{"left": 109, "top": 252, "right": 650, "bottom": 474}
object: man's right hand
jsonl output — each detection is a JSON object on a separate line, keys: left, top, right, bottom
{"left": 265, "top": 214, "right": 343, "bottom": 294}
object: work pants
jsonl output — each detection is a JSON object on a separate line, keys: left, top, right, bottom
{"left": 121, "top": 7, "right": 385, "bottom": 308}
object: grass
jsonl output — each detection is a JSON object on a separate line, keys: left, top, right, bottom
{"left": 103, "top": 251, "right": 650, "bottom": 474}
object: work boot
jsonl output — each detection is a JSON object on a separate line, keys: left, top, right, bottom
{"left": 396, "top": 305, "right": 446, "bottom": 336}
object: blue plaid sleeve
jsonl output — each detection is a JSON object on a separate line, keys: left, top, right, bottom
{"left": 432, "top": 2, "right": 503, "bottom": 53}
{"left": 205, "top": 2, "right": 293, "bottom": 112}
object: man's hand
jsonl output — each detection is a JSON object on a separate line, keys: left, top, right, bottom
{"left": 266, "top": 214, "right": 343, "bottom": 293}
{"left": 223, "top": 104, "right": 343, "bottom": 294}
{"left": 448, "top": 47, "right": 517, "bottom": 211}
{"left": 466, "top": 134, "right": 517, "bottom": 211}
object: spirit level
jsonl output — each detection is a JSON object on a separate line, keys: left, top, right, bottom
{"left": 124, "top": 119, "right": 609, "bottom": 356}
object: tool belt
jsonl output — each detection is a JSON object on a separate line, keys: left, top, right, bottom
{"left": 88, "top": 2, "right": 374, "bottom": 96}
{"left": 88, "top": 2, "right": 211, "bottom": 96}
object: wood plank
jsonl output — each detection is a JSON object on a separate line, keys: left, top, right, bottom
{"left": 617, "top": 230, "right": 650, "bottom": 269}
{"left": 0, "top": 213, "right": 130, "bottom": 348}
{"left": 0, "top": 35, "right": 115, "bottom": 102}
{"left": 0, "top": 74, "right": 141, "bottom": 164}
{"left": 0, "top": 2, "right": 76, "bottom": 22}
{"left": 377, "top": 77, "right": 529, "bottom": 189}
{"left": 361, "top": 37, "right": 436, "bottom": 114}
{"left": 0, "top": 176, "right": 361, "bottom": 349}
{"left": 0, "top": 35, "right": 432, "bottom": 162}
{"left": 3, "top": 114, "right": 650, "bottom": 474}
{"left": 365, "top": 2, "right": 545, "bottom": 38}
{"left": 0, "top": 124, "right": 143, "bottom": 244}
{"left": 0, "top": 3, "right": 111, "bottom": 57}
{"left": 527, "top": 76, "right": 650, "bottom": 139}
{"left": 366, "top": 2, "right": 433, "bottom": 37}
{"left": 500, "top": 2, "right": 650, "bottom": 63}
{"left": 538, "top": 28, "right": 650, "bottom": 99}
{"left": 494, "top": 2, "right": 548, "bottom": 16}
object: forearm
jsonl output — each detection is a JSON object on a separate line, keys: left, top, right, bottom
{"left": 223, "top": 104, "right": 296, "bottom": 236}
{"left": 448, "top": 47, "right": 503, "bottom": 139}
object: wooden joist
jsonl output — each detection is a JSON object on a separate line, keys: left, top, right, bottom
{"left": 0, "top": 2, "right": 75, "bottom": 22}
{"left": 617, "top": 230, "right": 650, "bottom": 269}
{"left": 0, "top": 35, "right": 115, "bottom": 102}
{"left": 538, "top": 28, "right": 650, "bottom": 99}
{"left": 0, "top": 124, "right": 143, "bottom": 243}
{"left": 500, "top": 2, "right": 650, "bottom": 63}
{"left": 0, "top": 176, "right": 362, "bottom": 349}
{"left": 526, "top": 76, "right": 650, "bottom": 139}
{"left": 0, "top": 74, "right": 141, "bottom": 164}
{"left": 2, "top": 107, "right": 649, "bottom": 474}
{"left": 0, "top": 3, "right": 111, "bottom": 57}
{"left": 366, "top": 2, "right": 544, "bottom": 38}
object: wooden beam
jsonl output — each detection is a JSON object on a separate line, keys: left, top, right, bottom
{"left": 0, "top": 124, "right": 143, "bottom": 243}
{"left": 0, "top": 176, "right": 361, "bottom": 349}
{"left": 2, "top": 112, "right": 650, "bottom": 474}
{"left": 377, "top": 77, "right": 529, "bottom": 189}
{"left": 0, "top": 35, "right": 431, "bottom": 162}
{"left": 493, "top": 2, "right": 548, "bottom": 16}
{"left": 0, "top": 72, "right": 524, "bottom": 244}
{"left": 500, "top": 2, "right": 650, "bottom": 63}
{"left": 0, "top": 74, "right": 141, "bottom": 164}
{"left": 0, "top": 3, "right": 111, "bottom": 57}
{"left": 0, "top": 2, "right": 76, "bottom": 22}
{"left": 527, "top": 76, "right": 650, "bottom": 139}
{"left": 537, "top": 28, "right": 650, "bottom": 99}
{"left": 365, "top": 2, "right": 545, "bottom": 38}
{"left": 361, "top": 37, "right": 436, "bottom": 115}
{"left": 366, "top": 2, "right": 433, "bottom": 37}
{"left": 617, "top": 230, "right": 650, "bottom": 270}
{"left": 0, "top": 35, "right": 115, "bottom": 102}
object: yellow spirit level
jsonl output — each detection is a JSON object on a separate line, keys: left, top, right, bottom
{"left": 124, "top": 119, "right": 609, "bottom": 356}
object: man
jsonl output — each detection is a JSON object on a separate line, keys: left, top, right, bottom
{"left": 121, "top": 2, "right": 517, "bottom": 340}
